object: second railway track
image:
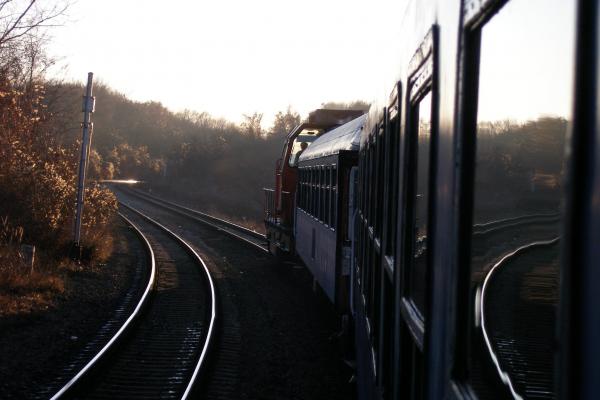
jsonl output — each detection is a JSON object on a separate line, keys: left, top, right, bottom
{"left": 53, "top": 204, "right": 216, "bottom": 399}
{"left": 119, "top": 186, "right": 269, "bottom": 253}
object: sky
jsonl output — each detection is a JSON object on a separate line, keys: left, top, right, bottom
{"left": 476, "top": 0, "right": 575, "bottom": 124}
{"left": 45, "top": 0, "right": 574, "bottom": 127}
{"left": 46, "top": 0, "right": 404, "bottom": 126}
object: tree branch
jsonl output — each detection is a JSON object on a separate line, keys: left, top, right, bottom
{"left": 0, "top": 0, "right": 36, "bottom": 44}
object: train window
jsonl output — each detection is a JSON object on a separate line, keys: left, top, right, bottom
{"left": 376, "top": 123, "right": 385, "bottom": 239}
{"left": 368, "top": 137, "right": 376, "bottom": 229}
{"left": 316, "top": 167, "right": 320, "bottom": 220}
{"left": 310, "top": 167, "right": 314, "bottom": 215}
{"left": 303, "top": 169, "right": 308, "bottom": 211}
{"left": 298, "top": 169, "right": 303, "bottom": 210}
{"left": 385, "top": 108, "right": 400, "bottom": 259}
{"left": 328, "top": 166, "right": 333, "bottom": 227}
{"left": 461, "top": 0, "right": 575, "bottom": 397}
{"left": 300, "top": 169, "right": 304, "bottom": 210}
{"left": 307, "top": 168, "right": 311, "bottom": 214}
{"left": 332, "top": 165, "right": 337, "bottom": 230}
{"left": 326, "top": 166, "right": 330, "bottom": 225}
{"left": 320, "top": 166, "right": 325, "bottom": 223}
{"left": 310, "top": 167, "right": 316, "bottom": 217}
{"left": 408, "top": 91, "right": 433, "bottom": 321}
{"left": 325, "top": 166, "right": 331, "bottom": 226}
{"left": 288, "top": 134, "right": 316, "bottom": 167}
{"left": 316, "top": 166, "right": 320, "bottom": 219}
{"left": 396, "top": 37, "right": 438, "bottom": 396}
{"left": 318, "top": 166, "right": 322, "bottom": 222}
{"left": 302, "top": 168, "right": 310, "bottom": 211}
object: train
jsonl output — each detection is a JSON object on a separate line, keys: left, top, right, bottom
{"left": 264, "top": 0, "right": 599, "bottom": 399}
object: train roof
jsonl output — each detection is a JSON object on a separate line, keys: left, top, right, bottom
{"left": 298, "top": 113, "right": 367, "bottom": 162}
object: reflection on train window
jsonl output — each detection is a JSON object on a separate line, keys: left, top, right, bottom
{"left": 467, "top": 0, "right": 574, "bottom": 397}
{"left": 410, "top": 90, "right": 432, "bottom": 319}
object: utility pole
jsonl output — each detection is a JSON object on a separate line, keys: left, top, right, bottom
{"left": 73, "top": 72, "right": 96, "bottom": 252}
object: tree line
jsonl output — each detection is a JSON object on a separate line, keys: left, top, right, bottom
{"left": 0, "top": 0, "right": 115, "bottom": 261}
{"left": 43, "top": 80, "right": 369, "bottom": 227}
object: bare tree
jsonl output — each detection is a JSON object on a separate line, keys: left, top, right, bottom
{"left": 0, "top": 0, "right": 68, "bottom": 86}
{"left": 269, "top": 106, "right": 300, "bottom": 138}
{"left": 0, "top": 0, "right": 68, "bottom": 47}
{"left": 241, "top": 112, "right": 263, "bottom": 139}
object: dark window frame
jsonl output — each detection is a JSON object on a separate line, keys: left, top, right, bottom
{"left": 452, "top": 0, "right": 539, "bottom": 395}
{"left": 400, "top": 26, "right": 439, "bottom": 352}
{"left": 453, "top": 1, "right": 507, "bottom": 391}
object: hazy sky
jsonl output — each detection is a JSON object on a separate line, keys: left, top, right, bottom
{"left": 46, "top": 0, "right": 573, "bottom": 127}
{"left": 476, "top": 0, "right": 575, "bottom": 123}
{"left": 47, "top": 0, "right": 404, "bottom": 126}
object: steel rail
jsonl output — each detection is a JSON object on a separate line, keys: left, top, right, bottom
{"left": 472, "top": 213, "right": 560, "bottom": 235}
{"left": 121, "top": 187, "right": 269, "bottom": 254}
{"left": 478, "top": 237, "right": 560, "bottom": 400}
{"left": 410, "top": 213, "right": 559, "bottom": 256}
{"left": 129, "top": 187, "right": 265, "bottom": 240}
{"left": 50, "top": 212, "right": 157, "bottom": 400}
{"left": 118, "top": 201, "right": 218, "bottom": 400}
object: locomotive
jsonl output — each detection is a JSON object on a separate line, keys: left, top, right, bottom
{"left": 265, "top": 0, "right": 599, "bottom": 399}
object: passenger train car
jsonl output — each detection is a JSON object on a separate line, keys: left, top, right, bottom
{"left": 266, "top": 0, "right": 599, "bottom": 399}
{"left": 295, "top": 114, "right": 366, "bottom": 312}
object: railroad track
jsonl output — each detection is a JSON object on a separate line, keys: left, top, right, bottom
{"left": 119, "top": 187, "right": 268, "bottom": 253}
{"left": 51, "top": 204, "right": 217, "bottom": 399}
{"left": 472, "top": 213, "right": 560, "bottom": 236}
{"left": 480, "top": 238, "right": 560, "bottom": 400}
{"left": 415, "top": 212, "right": 560, "bottom": 256}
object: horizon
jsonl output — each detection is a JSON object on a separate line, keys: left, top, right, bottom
{"left": 46, "top": 0, "right": 403, "bottom": 127}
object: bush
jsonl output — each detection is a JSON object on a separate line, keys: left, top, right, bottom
{"left": 0, "top": 74, "right": 117, "bottom": 258}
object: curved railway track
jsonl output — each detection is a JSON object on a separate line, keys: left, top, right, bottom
{"left": 120, "top": 187, "right": 268, "bottom": 253}
{"left": 480, "top": 238, "right": 560, "bottom": 400}
{"left": 415, "top": 212, "right": 559, "bottom": 256}
{"left": 112, "top": 185, "right": 356, "bottom": 400}
{"left": 119, "top": 187, "right": 561, "bottom": 400}
{"left": 472, "top": 213, "right": 560, "bottom": 236}
{"left": 51, "top": 205, "right": 217, "bottom": 400}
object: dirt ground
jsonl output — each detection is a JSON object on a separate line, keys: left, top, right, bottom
{"left": 0, "top": 220, "right": 145, "bottom": 399}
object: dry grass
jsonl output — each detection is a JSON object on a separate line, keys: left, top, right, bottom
{"left": 82, "top": 224, "right": 115, "bottom": 263}
{"left": 0, "top": 247, "right": 65, "bottom": 316}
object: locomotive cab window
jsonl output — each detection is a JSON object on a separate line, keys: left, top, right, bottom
{"left": 458, "top": 0, "right": 575, "bottom": 397}
{"left": 288, "top": 132, "right": 317, "bottom": 167}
